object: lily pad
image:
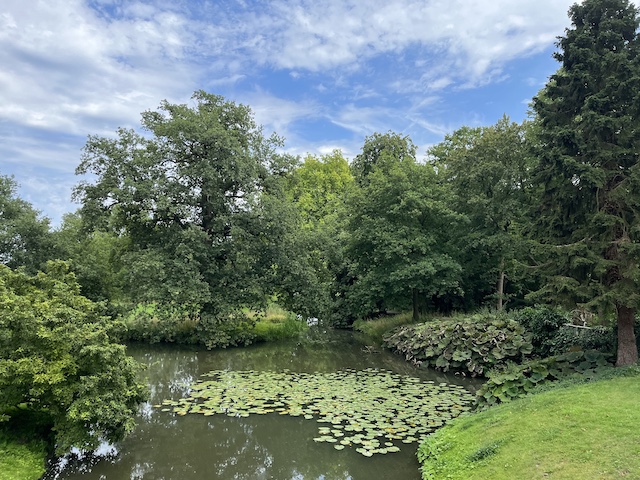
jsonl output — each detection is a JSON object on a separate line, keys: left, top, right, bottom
{"left": 158, "top": 367, "right": 473, "bottom": 457}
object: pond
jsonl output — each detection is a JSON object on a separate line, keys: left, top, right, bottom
{"left": 44, "top": 328, "right": 480, "bottom": 480}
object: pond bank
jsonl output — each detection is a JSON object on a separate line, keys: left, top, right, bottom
{"left": 418, "top": 373, "right": 640, "bottom": 479}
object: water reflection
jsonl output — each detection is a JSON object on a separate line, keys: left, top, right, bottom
{"left": 45, "top": 329, "right": 480, "bottom": 480}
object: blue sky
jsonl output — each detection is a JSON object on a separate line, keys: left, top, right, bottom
{"left": 2, "top": 0, "right": 584, "bottom": 225}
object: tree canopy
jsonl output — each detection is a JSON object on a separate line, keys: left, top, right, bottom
{"left": 0, "top": 174, "right": 54, "bottom": 274}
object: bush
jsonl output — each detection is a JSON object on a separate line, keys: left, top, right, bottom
{"left": 512, "top": 306, "right": 567, "bottom": 357}
{"left": 124, "top": 303, "right": 257, "bottom": 349}
{"left": 475, "top": 350, "right": 613, "bottom": 407}
{"left": 253, "top": 313, "right": 308, "bottom": 342}
{"left": 550, "top": 324, "right": 615, "bottom": 355}
{"left": 383, "top": 312, "right": 533, "bottom": 377}
{"left": 513, "top": 305, "right": 621, "bottom": 356}
{"left": 0, "top": 262, "right": 146, "bottom": 453}
{"left": 353, "top": 312, "right": 420, "bottom": 344}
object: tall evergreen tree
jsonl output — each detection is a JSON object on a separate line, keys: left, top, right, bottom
{"left": 531, "top": 0, "right": 640, "bottom": 366}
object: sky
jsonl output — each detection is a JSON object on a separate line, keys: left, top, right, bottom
{"left": 1, "top": 0, "right": 588, "bottom": 225}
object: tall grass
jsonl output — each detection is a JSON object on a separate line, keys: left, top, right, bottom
{"left": 252, "top": 304, "right": 309, "bottom": 342}
{"left": 353, "top": 312, "right": 424, "bottom": 344}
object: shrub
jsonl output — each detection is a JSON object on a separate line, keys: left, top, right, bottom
{"left": 512, "top": 305, "right": 625, "bottom": 356}
{"left": 253, "top": 313, "right": 308, "bottom": 342}
{"left": 511, "top": 306, "right": 567, "bottom": 357}
{"left": 353, "top": 312, "right": 420, "bottom": 344}
{"left": 550, "top": 324, "right": 615, "bottom": 355}
{"left": 124, "top": 303, "right": 257, "bottom": 349}
{"left": 475, "top": 350, "right": 613, "bottom": 407}
{"left": 0, "top": 262, "right": 146, "bottom": 453}
{"left": 383, "top": 312, "right": 533, "bottom": 377}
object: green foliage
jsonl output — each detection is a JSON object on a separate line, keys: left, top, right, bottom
{"left": 513, "top": 305, "right": 620, "bottom": 357}
{"left": 0, "top": 433, "right": 47, "bottom": 480}
{"left": 73, "top": 91, "right": 305, "bottom": 339}
{"left": 0, "top": 173, "right": 55, "bottom": 273}
{"left": 429, "top": 117, "right": 537, "bottom": 310}
{"left": 475, "top": 350, "right": 613, "bottom": 407}
{"left": 383, "top": 312, "right": 533, "bottom": 376}
{"left": 0, "top": 409, "right": 50, "bottom": 480}
{"left": 345, "top": 132, "right": 465, "bottom": 320}
{"left": 53, "top": 212, "right": 129, "bottom": 305}
{"left": 512, "top": 306, "right": 569, "bottom": 356}
{"left": 0, "top": 262, "right": 146, "bottom": 453}
{"left": 253, "top": 312, "right": 308, "bottom": 342}
{"left": 123, "top": 303, "right": 257, "bottom": 349}
{"left": 353, "top": 312, "right": 422, "bottom": 344}
{"left": 550, "top": 324, "right": 615, "bottom": 355}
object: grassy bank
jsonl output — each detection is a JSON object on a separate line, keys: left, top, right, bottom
{"left": 0, "top": 434, "right": 46, "bottom": 480}
{"left": 252, "top": 304, "right": 308, "bottom": 342}
{"left": 0, "top": 415, "right": 49, "bottom": 480}
{"left": 418, "top": 373, "right": 640, "bottom": 479}
{"left": 353, "top": 312, "right": 421, "bottom": 343}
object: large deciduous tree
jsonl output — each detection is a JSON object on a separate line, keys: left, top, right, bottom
{"left": 531, "top": 0, "right": 640, "bottom": 366}
{"left": 74, "top": 91, "right": 297, "bottom": 322}
{"left": 429, "top": 117, "right": 536, "bottom": 310}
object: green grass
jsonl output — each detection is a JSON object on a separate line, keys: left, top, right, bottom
{"left": 252, "top": 304, "right": 308, "bottom": 342}
{"left": 353, "top": 312, "right": 423, "bottom": 344}
{"left": 0, "top": 434, "right": 47, "bottom": 480}
{"left": 0, "top": 414, "right": 49, "bottom": 480}
{"left": 418, "top": 373, "right": 640, "bottom": 479}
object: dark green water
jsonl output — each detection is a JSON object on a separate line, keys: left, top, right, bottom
{"left": 44, "top": 329, "right": 479, "bottom": 480}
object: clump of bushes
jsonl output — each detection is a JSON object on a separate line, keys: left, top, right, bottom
{"left": 475, "top": 350, "right": 613, "bottom": 407}
{"left": 513, "top": 306, "right": 615, "bottom": 357}
{"left": 123, "top": 303, "right": 257, "bottom": 349}
{"left": 353, "top": 312, "right": 421, "bottom": 344}
{"left": 123, "top": 302, "right": 308, "bottom": 348}
{"left": 253, "top": 311, "right": 308, "bottom": 342}
{"left": 383, "top": 312, "right": 533, "bottom": 377}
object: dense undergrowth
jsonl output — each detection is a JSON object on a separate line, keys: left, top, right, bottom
{"left": 382, "top": 311, "right": 533, "bottom": 376}
{"left": 123, "top": 302, "right": 308, "bottom": 348}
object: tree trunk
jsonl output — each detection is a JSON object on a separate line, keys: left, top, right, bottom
{"left": 616, "top": 305, "right": 638, "bottom": 367}
{"left": 412, "top": 288, "right": 419, "bottom": 322}
{"left": 496, "top": 258, "right": 505, "bottom": 311}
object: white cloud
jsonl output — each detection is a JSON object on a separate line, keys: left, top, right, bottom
{"left": 0, "top": 0, "right": 598, "bottom": 224}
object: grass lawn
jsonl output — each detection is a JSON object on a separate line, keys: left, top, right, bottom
{"left": 418, "top": 375, "right": 640, "bottom": 479}
{"left": 0, "top": 431, "right": 47, "bottom": 480}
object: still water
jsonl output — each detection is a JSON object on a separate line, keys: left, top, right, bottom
{"left": 44, "top": 329, "right": 478, "bottom": 480}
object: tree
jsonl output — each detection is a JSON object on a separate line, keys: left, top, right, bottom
{"left": 286, "top": 150, "right": 353, "bottom": 228}
{"left": 350, "top": 131, "right": 416, "bottom": 186}
{"left": 74, "top": 91, "right": 298, "bottom": 331}
{"left": 0, "top": 174, "right": 55, "bottom": 273}
{"left": 429, "top": 117, "right": 536, "bottom": 310}
{"left": 0, "top": 262, "right": 146, "bottom": 453}
{"left": 346, "top": 133, "right": 464, "bottom": 320}
{"left": 53, "top": 212, "right": 130, "bottom": 305}
{"left": 282, "top": 151, "right": 354, "bottom": 321}
{"left": 531, "top": 0, "right": 640, "bottom": 366}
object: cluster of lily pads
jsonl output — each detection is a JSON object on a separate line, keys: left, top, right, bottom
{"left": 157, "top": 368, "right": 473, "bottom": 456}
